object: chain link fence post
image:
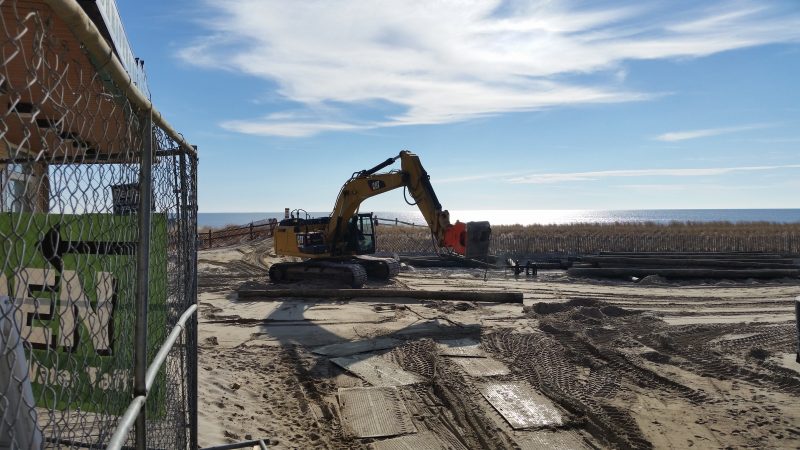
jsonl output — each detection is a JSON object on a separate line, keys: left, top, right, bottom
{"left": 185, "top": 151, "right": 199, "bottom": 450}
{"left": 133, "top": 110, "right": 154, "bottom": 450}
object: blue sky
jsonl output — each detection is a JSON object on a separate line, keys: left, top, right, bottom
{"left": 118, "top": 0, "right": 800, "bottom": 212}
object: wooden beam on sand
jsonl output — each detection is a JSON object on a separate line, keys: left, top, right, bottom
{"left": 237, "top": 287, "right": 523, "bottom": 303}
{"left": 580, "top": 256, "right": 797, "bottom": 269}
{"left": 567, "top": 267, "right": 800, "bottom": 279}
{"left": 598, "top": 252, "right": 788, "bottom": 259}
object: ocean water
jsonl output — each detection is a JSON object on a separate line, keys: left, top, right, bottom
{"left": 198, "top": 209, "right": 800, "bottom": 228}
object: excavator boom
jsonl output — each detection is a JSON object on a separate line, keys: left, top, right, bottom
{"left": 326, "top": 150, "right": 491, "bottom": 257}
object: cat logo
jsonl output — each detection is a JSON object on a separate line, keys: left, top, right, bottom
{"left": 369, "top": 180, "right": 386, "bottom": 191}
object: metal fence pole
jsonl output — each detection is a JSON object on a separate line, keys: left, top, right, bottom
{"left": 107, "top": 304, "right": 198, "bottom": 450}
{"left": 134, "top": 111, "right": 154, "bottom": 450}
{"left": 192, "top": 152, "right": 200, "bottom": 449}
{"left": 183, "top": 151, "right": 199, "bottom": 449}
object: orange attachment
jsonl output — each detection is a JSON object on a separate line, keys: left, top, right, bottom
{"left": 442, "top": 221, "right": 467, "bottom": 255}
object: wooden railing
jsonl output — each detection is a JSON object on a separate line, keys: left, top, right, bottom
{"left": 198, "top": 220, "right": 278, "bottom": 248}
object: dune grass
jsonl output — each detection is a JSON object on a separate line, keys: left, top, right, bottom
{"left": 199, "top": 220, "right": 800, "bottom": 255}
{"left": 374, "top": 221, "right": 800, "bottom": 256}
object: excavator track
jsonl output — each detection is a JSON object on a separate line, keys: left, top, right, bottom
{"left": 269, "top": 261, "right": 368, "bottom": 288}
{"left": 353, "top": 255, "right": 401, "bottom": 280}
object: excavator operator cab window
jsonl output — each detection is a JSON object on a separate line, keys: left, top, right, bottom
{"left": 347, "top": 213, "right": 376, "bottom": 254}
{"left": 357, "top": 214, "right": 376, "bottom": 254}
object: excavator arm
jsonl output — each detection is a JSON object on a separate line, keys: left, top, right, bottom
{"left": 326, "top": 150, "right": 491, "bottom": 258}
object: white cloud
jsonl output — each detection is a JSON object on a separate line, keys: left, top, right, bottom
{"left": 221, "top": 116, "right": 365, "bottom": 137}
{"left": 617, "top": 184, "right": 694, "bottom": 191}
{"left": 618, "top": 183, "right": 781, "bottom": 191}
{"left": 180, "top": 1, "right": 800, "bottom": 137}
{"left": 654, "top": 123, "right": 776, "bottom": 142}
{"left": 436, "top": 171, "right": 518, "bottom": 184}
{"left": 509, "top": 164, "right": 800, "bottom": 184}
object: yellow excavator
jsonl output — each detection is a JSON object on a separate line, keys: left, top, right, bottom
{"left": 269, "top": 150, "right": 492, "bottom": 288}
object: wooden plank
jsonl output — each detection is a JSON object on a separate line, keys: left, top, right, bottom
{"left": 567, "top": 267, "right": 800, "bottom": 279}
{"left": 581, "top": 256, "right": 797, "bottom": 269}
{"left": 238, "top": 285, "right": 523, "bottom": 303}
{"left": 598, "top": 252, "right": 787, "bottom": 259}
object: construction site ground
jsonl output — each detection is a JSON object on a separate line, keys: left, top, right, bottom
{"left": 196, "top": 239, "right": 800, "bottom": 449}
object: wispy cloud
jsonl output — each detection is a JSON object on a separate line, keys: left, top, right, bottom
{"left": 436, "top": 171, "right": 520, "bottom": 184}
{"left": 746, "top": 137, "right": 800, "bottom": 144}
{"left": 654, "top": 122, "right": 776, "bottom": 142}
{"left": 617, "top": 184, "right": 694, "bottom": 191}
{"left": 180, "top": 1, "right": 800, "bottom": 137}
{"left": 221, "top": 117, "right": 365, "bottom": 138}
{"left": 510, "top": 164, "right": 800, "bottom": 184}
{"left": 618, "top": 182, "right": 784, "bottom": 192}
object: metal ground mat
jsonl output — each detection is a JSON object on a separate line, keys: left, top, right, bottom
{"left": 514, "top": 430, "right": 590, "bottom": 449}
{"left": 337, "top": 387, "right": 416, "bottom": 438}
{"left": 480, "top": 382, "right": 565, "bottom": 429}
{"left": 332, "top": 353, "right": 424, "bottom": 387}
{"left": 437, "top": 338, "right": 487, "bottom": 358}
{"left": 370, "top": 431, "right": 468, "bottom": 450}
{"left": 450, "top": 356, "right": 510, "bottom": 376}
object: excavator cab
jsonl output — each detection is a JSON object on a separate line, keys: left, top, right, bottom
{"left": 344, "top": 213, "right": 377, "bottom": 255}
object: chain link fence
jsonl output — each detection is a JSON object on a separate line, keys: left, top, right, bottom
{"left": 1, "top": 1, "right": 197, "bottom": 448}
{"left": 374, "top": 225, "right": 437, "bottom": 255}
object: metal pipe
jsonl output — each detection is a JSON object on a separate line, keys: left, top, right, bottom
{"left": 107, "top": 396, "right": 146, "bottom": 450}
{"left": 145, "top": 304, "right": 198, "bottom": 389}
{"left": 43, "top": 0, "right": 196, "bottom": 157}
{"left": 134, "top": 111, "right": 154, "bottom": 450}
{"left": 106, "top": 304, "right": 198, "bottom": 450}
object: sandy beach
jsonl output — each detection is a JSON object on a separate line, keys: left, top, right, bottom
{"left": 196, "top": 238, "right": 800, "bottom": 449}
